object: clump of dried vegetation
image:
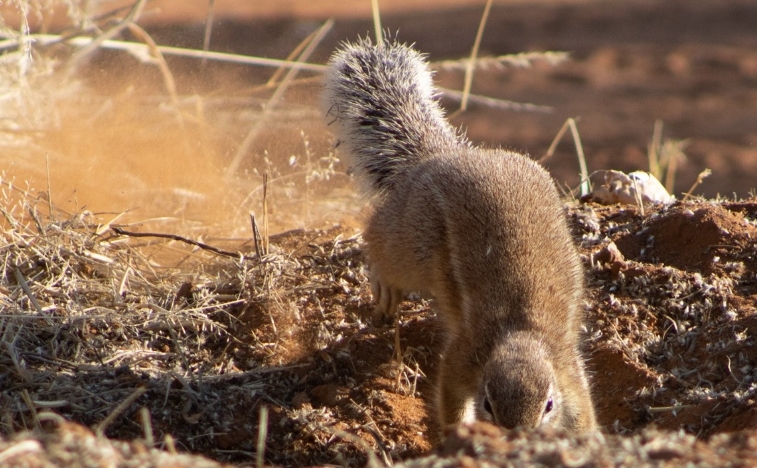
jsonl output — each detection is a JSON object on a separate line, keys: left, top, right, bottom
{"left": 0, "top": 173, "right": 379, "bottom": 465}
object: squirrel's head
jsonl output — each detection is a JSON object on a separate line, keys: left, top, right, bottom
{"left": 475, "top": 333, "right": 563, "bottom": 430}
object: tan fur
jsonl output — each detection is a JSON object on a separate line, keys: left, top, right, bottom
{"left": 323, "top": 38, "right": 596, "bottom": 433}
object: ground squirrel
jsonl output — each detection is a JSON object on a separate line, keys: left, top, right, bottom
{"left": 323, "top": 38, "right": 596, "bottom": 432}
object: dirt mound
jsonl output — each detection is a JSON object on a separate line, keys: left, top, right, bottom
{"left": 613, "top": 202, "right": 757, "bottom": 274}
{"left": 577, "top": 200, "right": 757, "bottom": 438}
{"left": 401, "top": 423, "right": 757, "bottom": 467}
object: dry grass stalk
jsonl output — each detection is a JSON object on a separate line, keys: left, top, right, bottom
{"left": 225, "top": 18, "right": 334, "bottom": 177}
{"left": 267, "top": 26, "right": 322, "bottom": 87}
{"left": 44, "top": 153, "right": 52, "bottom": 217}
{"left": 459, "top": 0, "right": 493, "bottom": 113}
{"left": 125, "top": 22, "right": 180, "bottom": 110}
{"left": 646, "top": 120, "right": 690, "bottom": 194}
{"left": 683, "top": 168, "right": 712, "bottom": 202}
{"left": 255, "top": 405, "right": 268, "bottom": 468}
{"left": 371, "top": 0, "right": 383, "bottom": 44}
{"left": 648, "top": 119, "right": 664, "bottom": 179}
{"left": 262, "top": 173, "right": 269, "bottom": 256}
{"left": 439, "top": 51, "right": 570, "bottom": 72}
{"left": 541, "top": 117, "right": 591, "bottom": 197}
{"left": 250, "top": 214, "right": 262, "bottom": 259}
{"left": 0, "top": 34, "right": 329, "bottom": 72}
{"left": 439, "top": 87, "right": 553, "bottom": 112}
{"left": 13, "top": 268, "right": 44, "bottom": 315}
{"left": 138, "top": 407, "right": 154, "bottom": 447}
{"left": 202, "top": 0, "right": 217, "bottom": 69}
{"left": 94, "top": 386, "right": 147, "bottom": 437}
{"left": 661, "top": 138, "right": 689, "bottom": 193}
{"left": 19, "top": 390, "right": 40, "bottom": 431}
{"left": 66, "top": 0, "right": 148, "bottom": 72}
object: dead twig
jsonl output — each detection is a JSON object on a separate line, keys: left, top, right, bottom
{"left": 111, "top": 226, "right": 251, "bottom": 260}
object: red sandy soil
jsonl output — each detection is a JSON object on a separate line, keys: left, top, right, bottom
{"left": 1, "top": 1, "right": 756, "bottom": 467}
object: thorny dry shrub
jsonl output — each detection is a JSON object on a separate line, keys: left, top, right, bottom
{"left": 0, "top": 184, "right": 260, "bottom": 432}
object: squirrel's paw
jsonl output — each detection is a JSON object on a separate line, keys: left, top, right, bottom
{"left": 370, "top": 266, "right": 402, "bottom": 324}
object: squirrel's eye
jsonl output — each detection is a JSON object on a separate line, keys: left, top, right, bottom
{"left": 545, "top": 397, "right": 554, "bottom": 414}
{"left": 483, "top": 398, "right": 493, "bottom": 414}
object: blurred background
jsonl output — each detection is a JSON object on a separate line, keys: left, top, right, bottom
{"left": 1, "top": 0, "right": 755, "bottom": 238}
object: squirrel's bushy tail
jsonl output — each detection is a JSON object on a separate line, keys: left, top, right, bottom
{"left": 323, "top": 37, "right": 467, "bottom": 195}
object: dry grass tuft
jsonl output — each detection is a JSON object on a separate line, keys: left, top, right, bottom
{"left": 0, "top": 181, "right": 250, "bottom": 422}
{"left": 0, "top": 176, "right": 380, "bottom": 465}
